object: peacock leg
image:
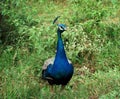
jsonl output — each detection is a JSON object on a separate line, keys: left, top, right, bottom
{"left": 61, "top": 85, "right": 65, "bottom": 91}
{"left": 50, "top": 85, "right": 54, "bottom": 93}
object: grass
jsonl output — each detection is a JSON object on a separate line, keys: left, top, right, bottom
{"left": 0, "top": 0, "right": 120, "bottom": 99}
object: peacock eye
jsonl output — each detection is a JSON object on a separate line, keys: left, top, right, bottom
{"left": 60, "top": 26, "right": 63, "bottom": 29}
{"left": 59, "top": 26, "right": 63, "bottom": 30}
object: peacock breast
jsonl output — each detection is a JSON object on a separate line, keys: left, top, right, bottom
{"left": 51, "top": 59, "right": 73, "bottom": 79}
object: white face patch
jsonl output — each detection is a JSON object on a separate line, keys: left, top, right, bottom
{"left": 59, "top": 26, "right": 64, "bottom": 31}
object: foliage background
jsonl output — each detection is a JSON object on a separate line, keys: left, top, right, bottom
{"left": 0, "top": 0, "right": 120, "bottom": 99}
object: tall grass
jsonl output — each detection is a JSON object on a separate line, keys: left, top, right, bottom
{"left": 0, "top": 0, "right": 120, "bottom": 98}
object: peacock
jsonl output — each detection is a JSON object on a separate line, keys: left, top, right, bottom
{"left": 42, "top": 16, "right": 74, "bottom": 91}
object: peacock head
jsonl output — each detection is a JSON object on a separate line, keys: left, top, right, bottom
{"left": 57, "top": 24, "right": 67, "bottom": 33}
{"left": 53, "top": 16, "right": 67, "bottom": 33}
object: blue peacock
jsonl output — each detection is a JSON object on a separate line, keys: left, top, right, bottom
{"left": 42, "top": 16, "right": 74, "bottom": 91}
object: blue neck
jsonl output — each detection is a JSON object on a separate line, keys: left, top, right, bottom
{"left": 54, "top": 30, "right": 68, "bottom": 64}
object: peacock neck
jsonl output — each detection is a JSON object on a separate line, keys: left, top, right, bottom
{"left": 54, "top": 30, "right": 68, "bottom": 63}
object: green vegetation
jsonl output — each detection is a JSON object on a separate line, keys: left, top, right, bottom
{"left": 0, "top": 0, "right": 120, "bottom": 98}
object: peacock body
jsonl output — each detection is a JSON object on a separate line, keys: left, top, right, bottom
{"left": 42, "top": 19, "right": 74, "bottom": 89}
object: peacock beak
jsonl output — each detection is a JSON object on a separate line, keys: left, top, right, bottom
{"left": 64, "top": 28, "right": 67, "bottom": 31}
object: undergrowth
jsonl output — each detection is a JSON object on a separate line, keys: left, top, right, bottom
{"left": 0, "top": 0, "right": 120, "bottom": 99}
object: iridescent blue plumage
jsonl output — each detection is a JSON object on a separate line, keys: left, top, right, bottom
{"left": 42, "top": 22, "right": 74, "bottom": 88}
